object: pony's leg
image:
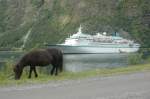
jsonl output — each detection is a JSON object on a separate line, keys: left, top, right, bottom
{"left": 28, "top": 66, "right": 35, "bottom": 78}
{"left": 28, "top": 67, "right": 33, "bottom": 78}
{"left": 51, "top": 65, "right": 58, "bottom": 76}
{"left": 55, "top": 60, "right": 61, "bottom": 76}
{"left": 33, "top": 67, "right": 38, "bottom": 78}
{"left": 55, "top": 66, "right": 58, "bottom": 76}
{"left": 55, "top": 64, "right": 59, "bottom": 76}
{"left": 50, "top": 66, "right": 55, "bottom": 75}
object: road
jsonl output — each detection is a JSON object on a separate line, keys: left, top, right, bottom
{"left": 0, "top": 72, "right": 150, "bottom": 99}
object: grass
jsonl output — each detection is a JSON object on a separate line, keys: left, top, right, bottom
{"left": 0, "top": 63, "right": 150, "bottom": 86}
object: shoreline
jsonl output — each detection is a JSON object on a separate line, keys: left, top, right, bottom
{"left": 0, "top": 63, "right": 150, "bottom": 87}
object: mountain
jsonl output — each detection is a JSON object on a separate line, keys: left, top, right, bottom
{"left": 0, "top": 0, "right": 149, "bottom": 50}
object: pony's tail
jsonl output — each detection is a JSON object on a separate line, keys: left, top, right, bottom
{"left": 59, "top": 53, "right": 63, "bottom": 72}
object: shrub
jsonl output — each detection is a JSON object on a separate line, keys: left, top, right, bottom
{"left": 0, "top": 59, "right": 15, "bottom": 80}
{"left": 128, "top": 53, "right": 143, "bottom": 65}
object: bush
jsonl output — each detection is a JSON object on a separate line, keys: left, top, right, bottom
{"left": 0, "top": 59, "right": 15, "bottom": 80}
{"left": 128, "top": 53, "right": 143, "bottom": 65}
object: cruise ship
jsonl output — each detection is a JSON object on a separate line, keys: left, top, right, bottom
{"left": 47, "top": 26, "right": 140, "bottom": 54}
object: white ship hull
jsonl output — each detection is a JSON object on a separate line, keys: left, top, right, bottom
{"left": 48, "top": 45, "right": 139, "bottom": 54}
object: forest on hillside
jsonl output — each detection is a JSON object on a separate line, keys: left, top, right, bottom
{"left": 0, "top": 0, "right": 149, "bottom": 50}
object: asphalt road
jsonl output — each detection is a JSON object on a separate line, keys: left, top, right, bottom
{"left": 0, "top": 72, "right": 150, "bottom": 99}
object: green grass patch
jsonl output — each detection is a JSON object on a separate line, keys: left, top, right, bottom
{"left": 0, "top": 63, "right": 150, "bottom": 86}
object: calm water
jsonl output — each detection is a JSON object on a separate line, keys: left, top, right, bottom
{"left": 64, "top": 53, "right": 129, "bottom": 72}
{"left": 0, "top": 51, "right": 130, "bottom": 72}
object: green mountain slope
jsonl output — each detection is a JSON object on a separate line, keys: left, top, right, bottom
{"left": 0, "top": 0, "right": 149, "bottom": 50}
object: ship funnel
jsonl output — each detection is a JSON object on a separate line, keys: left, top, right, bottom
{"left": 103, "top": 32, "right": 107, "bottom": 36}
{"left": 77, "top": 25, "right": 82, "bottom": 34}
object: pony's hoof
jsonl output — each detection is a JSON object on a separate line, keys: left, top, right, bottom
{"left": 55, "top": 73, "right": 58, "bottom": 76}
{"left": 28, "top": 76, "right": 31, "bottom": 79}
{"left": 50, "top": 72, "right": 53, "bottom": 75}
{"left": 35, "top": 75, "right": 38, "bottom": 78}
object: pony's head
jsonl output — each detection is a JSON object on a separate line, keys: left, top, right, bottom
{"left": 13, "top": 63, "right": 23, "bottom": 80}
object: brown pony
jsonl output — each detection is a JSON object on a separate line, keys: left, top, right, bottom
{"left": 13, "top": 48, "right": 63, "bottom": 80}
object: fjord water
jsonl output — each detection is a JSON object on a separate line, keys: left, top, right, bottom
{"left": 64, "top": 53, "right": 129, "bottom": 72}
{"left": 0, "top": 51, "right": 129, "bottom": 72}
